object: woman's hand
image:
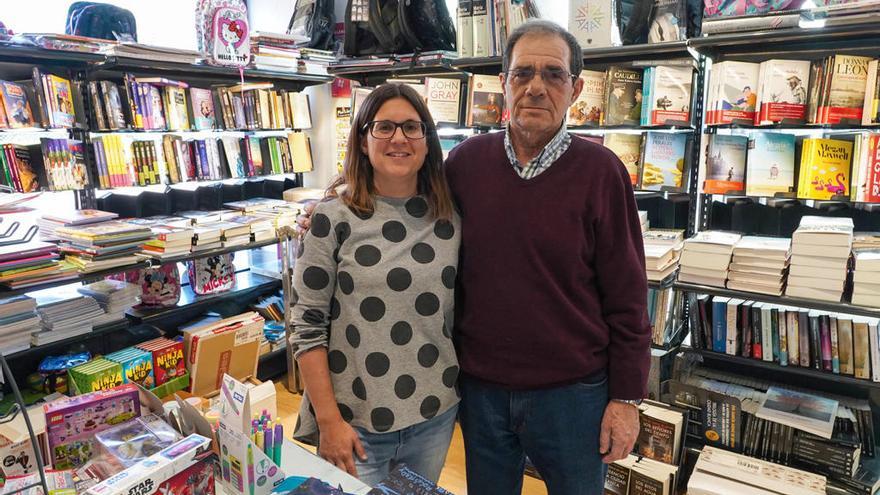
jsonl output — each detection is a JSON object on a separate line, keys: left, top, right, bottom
{"left": 318, "top": 417, "right": 368, "bottom": 477}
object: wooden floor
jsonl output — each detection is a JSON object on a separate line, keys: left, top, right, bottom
{"left": 274, "top": 380, "right": 548, "bottom": 495}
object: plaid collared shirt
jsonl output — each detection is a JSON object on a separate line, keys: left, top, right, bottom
{"left": 504, "top": 123, "right": 572, "bottom": 180}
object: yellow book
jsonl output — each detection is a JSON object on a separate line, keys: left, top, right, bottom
{"left": 289, "top": 132, "right": 313, "bottom": 173}
{"left": 797, "top": 138, "right": 852, "bottom": 200}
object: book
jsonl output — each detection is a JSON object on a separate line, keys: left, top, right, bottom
{"left": 457, "top": 0, "right": 473, "bottom": 57}
{"left": 568, "top": 70, "right": 605, "bottom": 126}
{"left": 0, "top": 81, "right": 35, "bottom": 128}
{"left": 47, "top": 74, "right": 75, "bottom": 128}
{"left": 635, "top": 402, "right": 685, "bottom": 465}
{"left": 425, "top": 78, "right": 461, "bottom": 125}
{"left": 641, "top": 132, "right": 686, "bottom": 191}
{"left": 818, "top": 55, "right": 872, "bottom": 124}
{"left": 796, "top": 138, "right": 853, "bottom": 200}
{"left": 367, "top": 465, "right": 452, "bottom": 494}
{"left": 466, "top": 74, "right": 504, "bottom": 127}
{"left": 603, "top": 133, "right": 643, "bottom": 186}
{"left": 189, "top": 88, "right": 215, "bottom": 130}
{"left": 756, "top": 386, "right": 838, "bottom": 439}
{"left": 755, "top": 59, "right": 811, "bottom": 124}
{"left": 603, "top": 67, "right": 643, "bottom": 126}
{"left": 703, "top": 134, "right": 748, "bottom": 194}
{"left": 709, "top": 61, "right": 760, "bottom": 124}
{"left": 471, "top": 0, "right": 490, "bottom": 57}
{"left": 648, "top": 65, "right": 692, "bottom": 125}
{"left": 745, "top": 132, "right": 796, "bottom": 197}
{"left": 568, "top": 0, "right": 618, "bottom": 49}
{"left": 163, "top": 86, "right": 190, "bottom": 130}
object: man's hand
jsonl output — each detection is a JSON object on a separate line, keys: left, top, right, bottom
{"left": 318, "top": 418, "right": 368, "bottom": 477}
{"left": 295, "top": 200, "right": 318, "bottom": 237}
{"left": 598, "top": 401, "right": 640, "bottom": 463}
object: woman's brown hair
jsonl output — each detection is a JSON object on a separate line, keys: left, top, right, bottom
{"left": 326, "top": 83, "right": 454, "bottom": 221}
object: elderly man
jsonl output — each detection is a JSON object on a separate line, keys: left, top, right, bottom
{"left": 445, "top": 19, "right": 650, "bottom": 494}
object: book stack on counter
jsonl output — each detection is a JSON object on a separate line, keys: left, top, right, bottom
{"left": 223, "top": 198, "right": 288, "bottom": 214}
{"left": 0, "top": 239, "right": 76, "bottom": 289}
{"left": 55, "top": 221, "right": 154, "bottom": 273}
{"left": 250, "top": 31, "right": 302, "bottom": 72}
{"left": 76, "top": 279, "right": 140, "bottom": 320}
{"left": 179, "top": 210, "right": 225, "bottom": 225}
{"left": 643, "top": 229, "right": 684, "bottom": 282}
{"left": 37, "top": 209, "right": 118, "bottom": 241}
{"left": 727, "top": 236, "right": 792, "bottom": 296}
{"left": 854, "top": 231, "right": 880, "bottom": 250}
{"left": 33, "top": 295, "right": 107, "bottom": 346}
{"left": 191, "top": 223, "right": 223, "bottom": 253}
{"left": 605, "top": 455, "right": 679, "bottom": 495}
{"left": 0, "top": 296, "right": 40, "bottom": 355}
{"left": 249, "top": 202, "right": 301, "bottom": 231}
{"left": 226, "top": 215, "right": 275, "bottom": 243}
{"left": 678, "top": 231, "right": 742, "bottom": 287}
{"left": 786, "top": 216, "right": 854, "bottom": 302}
{"left": 141, "top": 225, "right": 194, "bottom": 259}
{"left": 677, "top": 368, "right": 878, "bottom": 494}
{"left": 852, "top": 249, "right": 880, "bottom": 307}
{"left": 688, "top": 446, "right": 826, "bottom": 495}
{"left": 211, "top": 221, "right": 252, "bottom": 248}
{"left": 225, "top": 198, "right": 289, "bottom": 235}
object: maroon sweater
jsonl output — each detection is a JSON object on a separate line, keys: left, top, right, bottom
{"left": 445, "top": 132, "right": 651, "bottom": 399}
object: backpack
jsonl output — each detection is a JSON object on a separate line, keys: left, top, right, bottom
{"left": 65, "top": 2, "right": 138, "bottom": 42}
{"left": 195, "top": 0, "right": 251, "bottom": 67}
{"left": 344, "top": 0, "right": 456, "bottom": 57}
{"left": 287, "top": 0, "right": 336, "bottom": 51}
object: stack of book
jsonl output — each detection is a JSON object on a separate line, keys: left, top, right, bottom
{"left": 678, "top": 231, "right": 742, "bottom": 287}
{"left": 210, "top": 221, "right": 252, "bottom": 248}
{"left": 727, "top": 236, "right": 792, "bottom": 296}
{"left": 688, "top": 446, "right": 826, "bottom": 495}
{"left": 0, "top": 239, "right": 77, "bottom": 289}
{"left": 224, "top": 198, "right": 288, "bottom": 213}
{"left": 55, "top": 221, "right": 154, "bottom": 273}
{"left": 605, "top": 454, "right": 679, "bottom": 495}
{"left": 648, "top": 287, "right": 682, "bottom": 346}
{"left": 141, "top": 225, "right": 194, "bottom": 259}
{"left": 853, "top": 231, "right": 880, "bottom": 250}
{"left": 191, "top": 223, "right": 223, "bottom": 253}
{"left": 77, "top": 279, "right": 140, "bottom": 320}
{"left": 37, "top": 209, "right": 119, "bottom": 241}
{"left": 852, "top": 249, "right": 880, "bottom": 307}
{"left": 786, "top": 216, "right": 854, "bottom": 302}
{"left": 0, "top": 295, "right": 40, "bottom": 355}
{"left": 226, "top": 215, "right": 275, "bottom": 243}
{"left": 33, "top": 295, "right": 106, "bottom": 346}
{"left": 643, "top": 229, "right": 684, "bottom": 282}
{"left": 250, "top": 32, "right": 302, "bottom": 72}
{"left": 179, "top": 210, "right": 224, "bottom": 225}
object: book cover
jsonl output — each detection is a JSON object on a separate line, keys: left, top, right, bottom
{"left": 568, "top": 70, "right": 605, "bottom": 126}
{"left": 101, "top": 82, "right": 126, "bottom": 130}
{"left": 704, "top": 134, "right": 748, "bottom": 194}
{"left": 367, "top": 465, "right": 452, "bottom": 494}
{"left": 568, "top": 0, "right": 618, "bottom": 49}
{"left": 745, "top": 132, "right": 796, "bottom": 197}
{"left": 425, "top": 78, "right": 461, "bottom": 125}
{"left": 715, "top": 61, "right": 760, "bottom": 124}
{"left": 648, "top": 0, "right": 686, "bottom": 43}
{"left": 47, "top": 75, "right": 75, "bottom": 128}
{"left": 636, "top": 414, "right": 677, "bottom": 464}
{"left": 190, "top": 88, "right": 216, "bottom": 130}
{"left": 457, "top": 0, "right": 473, "bottom": 57}
{"left": 603, "top": 133, "right": 643, "bottom": 186}
{"left": 604, "top": 461, "right": 630, "bottom": 495}
{"left": 797, "top": 138, "right": 853, "bottom": 200}
{"left": 164, "top": 86, "right": 190, "bottom": 131}
{"left": 290, "top": 92, "right": 312, "bottom": 129}
{"left": 641, "top": 132, "right": 686, "bottom": 190}
{"left": 0, "top": 82, "right": 35, "bottom": 128}
{"left": 467, "top": 74, "right": 504, "bottom": 127}
{"left": 820, "top": 55, "right": 871, "bottom": 124}
{"left": 650, "top": 65, "right": 692, "bottom": 125}
{"left": 603, "top": 67, "right": 643, "bottom": 126}
{"left": 756, "top": 60, "right": 811, "bottom": 124}
{"left": 471, "top": 0, "right": 489, "bottom": 57}
{"left": 756, "top": 386, "right": 838, "bottom": 439}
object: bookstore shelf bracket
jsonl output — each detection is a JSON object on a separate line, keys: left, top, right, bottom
{"left": 0, "top": 354, "right": 49, "bottom": 495}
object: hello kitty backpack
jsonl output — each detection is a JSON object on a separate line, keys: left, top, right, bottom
{"left": 195, "top": 0, "right": 251, "bottom": 67}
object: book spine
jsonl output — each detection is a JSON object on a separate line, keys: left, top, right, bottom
{"left": 798, "top": 311, "right": 810, "bottom": 367}
{"left": 777, "top": 308, "right": 788, "bottom": 366}
{"left": 820, "top": 314, "right": 833, "bottom": 371}
{"left": 829, "top": 317, "right": 840, "bottom": 374}
{"left": 752, "top": 306, "right": 763, "bottom": 360}
{"left": 786, "top": 311, "right": 799, "bottom": 366}
{"left": 93, "top": 140, "right": 107, "bottom": 189}
{"left": 197, "top": 140, "right": 210, "bottom": 179}
{"left": 770, "top": 307, "right": 780, "bottom": 364}
{"left": 712, "top": 299, "right": 727, "bottom": 353}
{"left": 854, "top": 321, "right": 870, "bottom": 379}
{"left": 809, "top": 314, "right": 822, "bottom": 370}
{"left": 762, "top": 308, "right": 773, "bottom": 362}
{"left": 726, "top": 300, "right": 739, "bottom": 355}
{"left": 146, "top": 141, "right": 160, "bottom": 185}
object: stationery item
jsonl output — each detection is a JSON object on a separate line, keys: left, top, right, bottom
{"left": 273, "top": 423, "right": 282, "bottom": 465}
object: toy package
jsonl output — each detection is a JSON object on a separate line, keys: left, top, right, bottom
{"left": 44, "top": 384, "right": 141, "bottom": 470}
{"left": 106, "top": 348, "right": 155, "bottom": 389}
{"left": 3, "top": 469, "right": 76, "bottom": 495}
{"left": 68, "top": 359, "right": 123, "bottom": 394}
{"left": 88, "top": 414, "right": 182, "bottom": 480}
{"left": 136, "top": 338, "right": 186, "bottom": 386}
{"left": 187, "top": 253, "right": 235, "bottom": 296}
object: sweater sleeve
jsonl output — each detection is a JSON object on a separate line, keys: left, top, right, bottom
{"left": 592, "top": 154, "right": 651, "bottom": 400}
{"left": 289, "top": 201, "right": 340, "bottom": 359}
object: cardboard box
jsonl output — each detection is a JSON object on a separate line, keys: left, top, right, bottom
{"left": 183, "top": 312, "right": 263, "bottom": 396}
{"left": 0, "top": 405, "right": 48, "bottom": 477}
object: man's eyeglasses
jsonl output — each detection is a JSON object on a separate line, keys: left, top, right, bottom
{"left": 362, "top": 120, "right": 427, "bottom": 139}
{"left": 504, "top": 68, "right": 576, "bottom": 87}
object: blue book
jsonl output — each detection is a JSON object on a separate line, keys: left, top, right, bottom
{"left": 712, "top": 297, "right": 731, "bottom": 352}
{"left": 745, "top": 132, "right": 795, "bottom": 197}
{"left": 641, "top": 67, "right": 653, "bottom": 126}
{"left": 197, "top": 139, "right": 210, "bottom": 179}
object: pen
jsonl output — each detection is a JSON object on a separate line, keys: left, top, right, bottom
{"left": 264, "top": 425, "right": 274, "bottom": 460}
{"left": 256, "top": 429, "right": 264, "bottom": 451}
{"left": 273, "top": 423, "right": 283, "bottom": 465}
{"left": 247, "top": 444, "right": 255, "bottom": 495}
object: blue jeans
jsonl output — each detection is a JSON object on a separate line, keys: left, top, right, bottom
{"left": 353, "top": 403, "right": 458, "bottom": 487}
{"left": 459, "top": 373, "right": 609, "bottom": 495}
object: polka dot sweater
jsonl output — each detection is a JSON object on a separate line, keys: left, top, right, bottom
{"left": 290, "top": 196, "right": 460, "bottom": 440}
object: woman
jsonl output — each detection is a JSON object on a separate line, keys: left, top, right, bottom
{"left": 290, "top": 83, "right": 460, "bottom": 486}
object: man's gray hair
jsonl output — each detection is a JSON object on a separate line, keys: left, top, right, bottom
{"left": 501, "top": 19, "right": 584, "bottom": 77}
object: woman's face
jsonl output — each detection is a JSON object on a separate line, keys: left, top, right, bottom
{"left": 361, "top": 97, "right": 428, "bottom": 186}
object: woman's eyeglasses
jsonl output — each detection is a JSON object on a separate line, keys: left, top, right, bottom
{"left": 504, "top": 68, "right": 576, "bottom": 87}
{"left": 362, "top": 120, "right": 427, "bottom": 139}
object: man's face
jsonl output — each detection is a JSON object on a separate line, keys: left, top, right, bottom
{"left": 502, "top": 33, "right": 583, "bottom": 137}
{"left": 788, "top": 79, "right": 797, "bottom": 89}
